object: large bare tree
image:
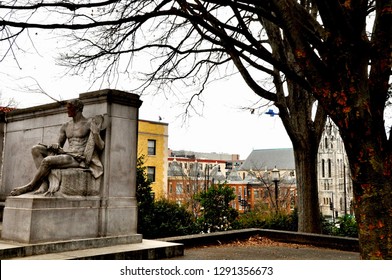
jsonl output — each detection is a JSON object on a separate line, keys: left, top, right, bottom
{"left": 1, "top": 1, "right": 391, "bottom": 258}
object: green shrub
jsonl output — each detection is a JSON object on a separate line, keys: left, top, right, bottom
{"left": 320, "top": 214, "right": 334, "bottom": 235}
{"left": 334, "top": 215, "right": 358, "bottom": 237}
{"left": 136, "top": 156, "right": 155, "bottom": 236}
{"left": 136, "top": 156, "right": 196, "bottom": 239}
{"left": 194, "top": 183, "right": 238, "bottom": 233}
{"left": 232, "top": 211, "right": 267, "bottom": 229}
{"left": 141, "top": 199, "right": 196, "bottom": 239}
{"left": 264, "top": 209, "right": 298, "bottom": 231}
{"left": 320, "top": 214, "right": 358, "bottom": 237}
{"left": 234, "top": 208, "right": 298, "bottom": 231}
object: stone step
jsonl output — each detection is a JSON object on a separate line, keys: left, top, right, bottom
{"left": 0, "top": 233, "right": 142, "bottom": 259}
{"left": 5, "top": 239, "right": 184, "bottom": 260}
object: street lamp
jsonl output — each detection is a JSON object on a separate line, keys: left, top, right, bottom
{"left": 237, "top": 194, "right": 249, "bottom": 212}
{"left": 329, "top": 191, "right": 335, "bottom": 224}
{"left": 272, "top": 167, "right": 280, "bottom": 213}
{"left": 204, "top": 162, "right": 219, "bottom": 191}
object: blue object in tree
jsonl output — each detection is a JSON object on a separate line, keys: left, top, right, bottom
{"left": 265, "top": 109, "right": 279, "bottom": 117}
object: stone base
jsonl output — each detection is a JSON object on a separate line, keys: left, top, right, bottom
{"left": 0, "top": 239, "right": 182, "bottom": 260}
{"left": 49, "top": 168, "right": 101, "bottom": 196}
{"left": 1, "top": 194, "right": 139, "bottom": 244}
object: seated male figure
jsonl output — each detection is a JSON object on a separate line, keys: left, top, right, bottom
{"left": 10, "top": 99, "right": 104, "bottom": 196}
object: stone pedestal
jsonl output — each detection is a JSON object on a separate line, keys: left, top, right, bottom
{"left": 1, "top": 89, "right": 143, "bottom": 243}
{"left": 2, "top": 195, "right": 141, "bottom": 243}
{"left": 3, "top": 195, "right": 99, "bottom": 243}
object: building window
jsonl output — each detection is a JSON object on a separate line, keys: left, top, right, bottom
{"left": 341, "top": 160, "right": 344, "bottom": 178}
{"left": 147, "top": 166, "right": 156, "bottom": 182}
{"left": 169, "top": 183, "right": 173, "bottom": 193}
{"left": 176, "top": 183, "right": 183, "bottom": 194}
{"left": 328, "top": 159, "right": 332, "bottom": 177}
{"left": 322, "top": 159, "right": 325, "bottom": 177}
{"left": 148, "top": 139, "right": 156, "bottom": 155}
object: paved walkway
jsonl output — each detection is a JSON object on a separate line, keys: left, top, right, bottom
{"left": 172, "top": 245, "right": 360, "bottom": 260}
{"left": 164, "top": 230, "right": 360, "bottom": 260}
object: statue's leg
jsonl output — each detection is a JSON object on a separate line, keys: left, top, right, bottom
{"left": 10, "top": 155, "right": 79, "bottom": 196}
{"left": 10, "top": 159, "right": 52, "bottom": 196}
{"left": 10, "top": 184, "right": 34, "bottom": 196}
{"left": 26, "top": 157, "right": 53, "bottom": 190}
{"left": 41, "top": 155, "right": 80, "bottom": 196}
{"left": 10, "top": 145, "right": 51, "bottom": 195}
{"left": 31, "top": 144, "right": 49, "bottom": 169}
{"left": 34, "top": 180, "right": 49, "bottom": 194}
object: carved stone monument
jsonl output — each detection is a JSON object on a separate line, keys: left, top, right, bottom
{"left": 1, "top": 89, "right": 143, "bottom": 244}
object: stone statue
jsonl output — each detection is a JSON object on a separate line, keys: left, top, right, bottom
{"left": 10, "top": 99, "right": 105, "bottom": 196}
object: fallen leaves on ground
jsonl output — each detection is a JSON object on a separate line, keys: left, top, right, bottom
{"left": 200, "top": 235, "right": 314, "bottom": 249}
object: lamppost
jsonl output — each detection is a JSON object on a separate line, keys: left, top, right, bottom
{"left": 204, "top": 162, "right": 219, "bottom": 191}
{"left": 343, "top": 163, "right": 347, "bottom": 216}
{"left": 194, "top": 160, "right": 201, "bottom": 193}
{"left": 329, "top": 191, "right": 335, "bottom": 224}
{"left": 272, "top": 167, "right": 280, "bottom": 213}
{"left": 204, "top": 163, "right": 210, "bottom": 191}
{"left": 237, "top": 193, "right": 249, "bottom": 212}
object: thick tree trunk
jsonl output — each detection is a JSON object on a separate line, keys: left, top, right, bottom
{"left": 293, "top": 144, "right": 321, "bottom": 233}
{"left": 353, "top": 177, "right": 392, "bottom": 259}
{"left": 343, "top": 136, "right": 392, "bottom": 259}
{"left": 276, "top": 87, "right": 326, "bottom": 234}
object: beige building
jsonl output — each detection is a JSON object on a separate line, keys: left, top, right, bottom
{"left": 318, "top": 119, "right": 353, "bottom": 220}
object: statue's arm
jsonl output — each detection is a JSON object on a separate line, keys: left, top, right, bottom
{"left": 93, "top": 131, "right": 105, "bottom": 151}
{"left": 90, "top": 117, "right": 105, "bottom": 150}
{"left": 57, "top": 123, "right": 67, "bottom": 148}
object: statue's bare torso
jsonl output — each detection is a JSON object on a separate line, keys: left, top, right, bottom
{"left": 62, "top": 118, "right": 91, "bottom": 154}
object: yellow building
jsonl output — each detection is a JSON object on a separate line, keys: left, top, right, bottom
{"left": 138, "top": 119, "right": 168, "bottom": 198}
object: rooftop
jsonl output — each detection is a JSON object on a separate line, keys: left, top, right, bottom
{"left": 240, "top": 148, "right": 295, "bottom": 171}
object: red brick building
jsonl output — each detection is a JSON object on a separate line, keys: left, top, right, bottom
{"left": 167, "top": 149, "right": 297, "bottom": 214}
